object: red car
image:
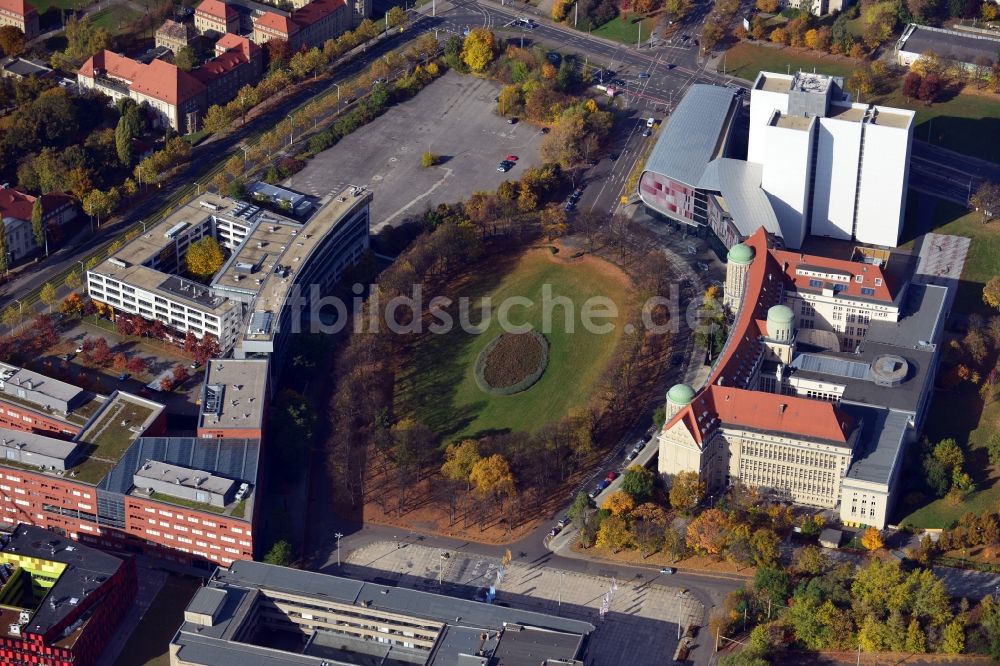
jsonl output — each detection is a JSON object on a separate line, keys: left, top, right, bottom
{"left": 505, "top": 154, "right": 519, "bottom": 162}
{"left": 606, "top": 471, "right": 619, "bottom": 482}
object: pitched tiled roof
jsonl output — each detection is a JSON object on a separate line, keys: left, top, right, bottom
{"left": 191, "top": 48, "right": 248, "bottom": 85}
{"left": 290, "top": 0, "right": 345, "bottom": 27}
{"left": 667, "top": 385, "right": 855, "bottom": 448}
{"left": 130, "top": 58, "right": 206, "bottom": 105}
{"left": 196, "top": 0, "right": 236, "bottom": 20}
{"left": 78, "top": 50, "right": 144, "bottom": 83}
{"left": 771, "top": 248, "right": 894, "bottom": 303}
{"left": 255, "top": 11, "right": 298, "bottom": 34}
{"left": 214, "top": 32, "right": 260, "bottom": 59}
{"left": 0, "top": 188, "right": 72, "bottom": 222}
{"left": 157, "top": 19, "right": 193, "bottom": 41}
{"left": 0, "top": 0, "right": 36, "bottom": 17}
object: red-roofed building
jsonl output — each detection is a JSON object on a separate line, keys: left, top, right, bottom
{"left": 658, "top": 225, "right": 949, "bottom": 528}
{"left": 77, "top": 35, "right": 266, "bottom": 133}
{"left": 0, "top": 0, "right": 38, "bottom": 40}
{"left": 0, "top": 187, "right": 76, "bottom": 262}
{"left": 195, "top": 0, "right": 239, "bottom": 35}
{"left": 252, "top": 0, "right": 348, "bottom": 49}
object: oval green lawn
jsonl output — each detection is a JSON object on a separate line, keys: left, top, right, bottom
{"left": 394, "top": 249, "right": 632, "bottom": 440}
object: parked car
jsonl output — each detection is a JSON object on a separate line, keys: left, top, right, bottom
{"left": 117, "top": 373, "right": 129, "bottom": 381}
{"left": 547, "top": 52, "right": 561, "bottom": 63}
{"left": 642, "top": 128, "right": 652, "bottom": 137}
{"left": 638, "top": 71, "right": 650, "bottom": 78}
{"left": 641, "top": 432, "right": 653, "bottom": 443}
{"left": 60, "top": 353, "right": 74, "bottom": 362}
{"left": 497, "top": 161, "right": 513, "bottom": 172}
{"left": 74, "top": 345, "right": 84, "bottom": 353}
{"left": 505, "top": 154, "right": 519, "bottom": 162}
{"left": 549, "top": 526, "right": 562, "bottom": 537}
{"left": 660, "top": 567, "right": 675, "bottom": 574}
{"left": 634, "top": 440, "right": 647, "bottom": 452}
{"left": 540, "top": 126, "right": 549, "bottom": 134}
{"left": 190, "top": 361, "right": 200, "bottom": 369}
{"left": 625, "top": 450, "right": 638, "bottom": 462}
{"left": 507, "top": 117, "right": 518, "bottom": 124}
{"left": 587, "top": 158, "right": 598, "bottom": 166}
{"left": 597, "top": 479, "right": 610, "bottom": 492}
{"left": 606, "top": 471, "right": 619, "bottom": 482}
{"left": 564, "top": 200, "right": 576, "bottom": 212}
{"left": 557, "top": 516, "right": 569, "bottom": 528}
{"left": 667, "top": 62, "right": 676, "bottom": 69}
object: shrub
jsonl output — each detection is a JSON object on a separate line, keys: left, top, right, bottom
{"left": 421, "top": 151, "right": 439, "bottom": 167}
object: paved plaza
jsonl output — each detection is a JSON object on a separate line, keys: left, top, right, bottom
{"left": 343, "top": 541, "right": 704, "bottom": 666}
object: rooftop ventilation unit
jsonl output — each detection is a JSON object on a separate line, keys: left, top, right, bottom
{"left": 108, "top": 257, "right": 128, "bottom": 268}
{"left": 200, "top": 201, "right": 219, "bottom": 211}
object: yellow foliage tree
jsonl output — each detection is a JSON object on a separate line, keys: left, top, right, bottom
{"left": 770, "top": 27, "right": 789, "bottom": 44}
{"left": 469, "top": 454, "right": 516, "bottom": 508}
{"left": 984, "top": 276, "right": 1000, "bottom": 310}
{"left": 185, "top": 237, "right": 225, "bottom": 280}
{"left": 551, "top": 0, "right": 569, "bottom": 20}
{"left": 596, "top": 515, "right": 633, "bottom": 552}
{"left": 461, "top": 28, "right": 495, "bottom": 72}
{"left": 441, "top": 439, "right": 481, "bottom": 489}
{"left": 861, "top": 526, "right": 884, "bottom": 551}
{"left": 602, "top": 491, "right": 636, "bottom": 517}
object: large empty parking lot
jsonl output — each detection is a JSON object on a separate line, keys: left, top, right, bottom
{"left": 290, "top": 72, "right": 546, "bottom": 230}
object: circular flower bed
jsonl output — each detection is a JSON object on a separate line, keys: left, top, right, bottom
{"left": 474, "top": 331, "right": 549, "bottom": 395}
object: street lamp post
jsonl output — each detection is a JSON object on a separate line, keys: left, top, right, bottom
{"left": 335, "top": 532, "right": 344, "bottom": 566}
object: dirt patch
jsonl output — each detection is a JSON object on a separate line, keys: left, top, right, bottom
{"left": 574, "top": 542, "right": 754, "bottom": 578}
{"left": 543, "top": 240, "right": 634, "bottom": 290}
{"left": 476, "top": 331, "right": 548, "bottom": 394}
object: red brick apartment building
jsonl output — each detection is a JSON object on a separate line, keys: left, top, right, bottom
{"left": 0, "top": 359, "right": 268, "bottom": 572}
{"left": 0, "top": 524, "right": 136, "bottom": 666}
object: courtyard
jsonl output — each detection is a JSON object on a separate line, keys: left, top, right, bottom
{"left": 289, "top": 72, "right": 547, "bottom": 231}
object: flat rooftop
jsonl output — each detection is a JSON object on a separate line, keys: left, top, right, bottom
{"left": 99, "top": 436, "right": 260, "bottom": 520}
{"left": 199, "top": 359, "right": 269, "bottom": 431}
{"left": 772, "top": 113, "right": 813, "bottom": 130}
{"left": 0, "top": 524, "right": 126, "bottom": 644}
{"left": 755, "top": 72, "right": 793, "bottom": 93}
{"left": 0, "top": 428, "right": 79, "bottom": 467}
{"left": 900, "top": 23, "right": 1000, "bottom": 64}
{"left": 826, "top": 103, "right": 867, "bottom": 123}
{"left": 135, "top": 459, "right": 236, "bottom": 496}
{"left": 172, "top": 561, "right": 594, "bottom": 666}
{"left": 211, "top": 212, "right": 303, "bottom": 296}
{"left": 870, "top": 106, "right": 913, "bottom": 129}
{"left": 72, "top": 392, "right": 165, "bottom": 484}
{"left": 790, "top": 71, "right": 834, "bottom": 94}
{"left": 240, "top": 188, "right": 372, "bottom": 344}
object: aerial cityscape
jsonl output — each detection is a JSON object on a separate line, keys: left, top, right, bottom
{"left": 0, "top": 0, "right": 995, "bottom": 661}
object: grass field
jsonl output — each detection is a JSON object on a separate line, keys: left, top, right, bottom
{"left": 31, "top": 0, "right": 80, "bottom": 13}
{"left": 114, "top": 575, "right": 200, "bottom": 666}
{"left": 900, "top": 192, "right": 1000, "bottom": 316}
{"left": 90, "top": 4, "right": 141, "bottom": 34}
{"left": 719, "top": 42, "right": 858, "bottom": 81}
{"left": 873, "top": 88, "right": 1000, "bottom": 164}
{"left": 395, "top": 248, "right": 632, "bottom": 441}
{"left": 591, "top": 15, "right": 658, "bottom": 45}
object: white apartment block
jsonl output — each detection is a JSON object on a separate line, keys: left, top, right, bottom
{"left": 87, "top": 188, "right": 371, "bottom": 359}
{"left": 749, "top": 71, "right": 914, "bottom": 248}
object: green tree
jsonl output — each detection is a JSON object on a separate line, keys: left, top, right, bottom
{"left": 754, "top": 566, "right": 791, "bottom": 608}
{"left": 82, "top": 188, "right": 119, "bottom": 227}
{"left": 942, "top": 618, "right": 965, "bottom": 653}
{"left": 719, "top": 653, "right": 769, "bottom": 666}
{"left": 933, "top": 438, "right": 964, "bottom": 471}
{"left": 980, "top": 596, "right": 1000, "bottom": 659}
{"left": 621, "top": 465, "right": 657, "bottom": 504}
{"left": 39, "top": 282, "right": 57, "bottom": 313}
{"left": 567, "top": 490, "right": 594, "bottom": 529}
{"left": 30, "top": 198, "right": 44, "bottom": 250}
{"left": 669, "top": 471, "right": 704, "bottom": 513}
{"left": 263, "top": 539, "right": 294, "bottom": 566}
{"left": 0, "top": 220, "right": 8, "bottom": 274}
{"left": 64, "top": 270, "right": 81, "bottom": 291}
{"left": 203, "top": 104, "right": 233, "bottom": 133}
{"left": 386, "top": 5, "right": 407, "bottom": 28}
{"left": 851, "top": 559, "right": 905, "bottom": 620}
{"left": 796, "top": 545, "right": 829, "bottom": 575}
{"left": 185, "top": 236, "right": 225, "bottom": 279}
{"left": 174, "top": 46, "right": 197, "bottom": 71}
{"left": 114, "top": 117, "right": 133, "bottom": 167}
{"left": 905, "top": 618, "right": 926, "bottom": 653}
{"left": 858, "top": 614, "right": 891, "bottom": 651}
{"left": 750, "top": 528, "right": 780, "bottom": 567}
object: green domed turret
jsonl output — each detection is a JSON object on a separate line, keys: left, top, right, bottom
{"left": 666, "top": 384, "right": 696, "bottom": 406}
{"left": 766, "top": 304, "right": 795, "bottom": 342}
{"left": 727, "top": 243, "right": 754, "bottom": 266}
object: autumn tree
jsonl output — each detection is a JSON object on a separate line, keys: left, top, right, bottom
{"left": 750, "top": 528, "right": 781, "bottom": 567}
{"left": 82, "top": 188, "right": 119, "bottom": 227}
{"left": 756, "top": 0, "right": 779, "bottom": 9}
{"left": 60, "top": 293, "right": 84, "bottom": 318}
{"left": 596, "top": 514, "right": 633, "bottom": 552}
{"left": 461, "top": 28, "right": 495, "bottom": 72}
{"left": 861, "top": 526, "right": 884, "bottom": 551}
{"left": 470, "top": 453, "right": 516, "bottom": 509}
{"left": 686, "top": 508, "right": 731, "bottom": 556}
{"left": 985, "top": 276, "right": 1000, "bottom": 310}
{"left": 669, "top": 470, "right": 704, "bottom": 514}
{"left": 441, "top": 439, "right": 481, "bottom": 489}
{"left": 632, "top": 502, "right": 668, "bottom": 556}
{"left": 602, "top": 490, "right": 636, "bottom": 517}
{"left": 971, "top": 181, "right": 1000, "bottom": 225}
{"left": 540, "top": 203, "right": 568, "bottom": 239}
{"left": 0, "top": 26, "right": 25, "bottom": 57}
{"left": 185, "top": 237, "right": 225, "bottom": 279}
{"left": 796, "top": 545, "right": 829, "bottom": 575}
{"left": 621, "top": 464, "right": 657, "bottom": 504}
{"left": 386, "top": 5, "right": 407, "bottom": 28}
{"left": 903, "top": 71, "right": 922, "bottom": 99}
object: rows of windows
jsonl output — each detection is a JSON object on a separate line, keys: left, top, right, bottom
{"left": 741, "top": 441, "right": 841, "bottom": 470}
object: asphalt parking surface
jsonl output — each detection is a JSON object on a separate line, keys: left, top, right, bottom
{"left": 289, "top": 71, "right": 547, "bottom": 231}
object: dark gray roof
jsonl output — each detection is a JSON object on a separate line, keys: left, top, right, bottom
{"left": 863, "top": 283, "right": 947, "bottom": 350}
{"left": 643, "top": 85, "right": 739, "bottom": 188}
{"left": 699, "top": 158, "right": 782, "bottom": 237}
{"left": 304, "top": 630, "right": 425, "bottom": 665}
{"left": 172, "top": 561, "right": 594, "bottom": 666}
{"left": 900, "top": 24, "right": 1000, "bottom": 65}
{"left": 841, "top": 405, "right": 910, "bottom": 484}
{"left": 3, "top": 58, "right": 52, "bottom": 78}
{"left": 187, "top": 586, "right": 227, "bottom": 617}
{"left": 2, "top": 524, "right": 126, "bottom": 637}
{"left": 99, "top": 437, "right": 260, "bottom": 493}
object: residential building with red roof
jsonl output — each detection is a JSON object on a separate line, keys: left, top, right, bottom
{"left": 0, "top": 187, "right": 75, "bottom": 262}
{"left": 659, "top": 227, "right": 951, "bottom": 528}
{"left": 195, "top": 0, "right": 239, "bottom": 35}
{"left": 155, "top": 19, "right": 195, "bottom": 53}
{"left": 77, "top": 34, "right": 265, "bottom": 133}
{"left": 252, "top": 0, "right": 348, "bottom": 50}
{"left": 0, "top": 0, "right": 38, "bottom": 40}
